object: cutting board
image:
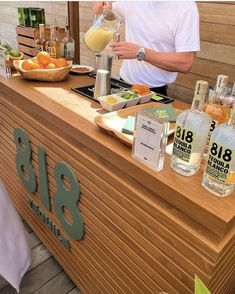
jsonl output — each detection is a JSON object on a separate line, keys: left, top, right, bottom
{"left": 95, "top": 102, "right": 181, "bottom": 147}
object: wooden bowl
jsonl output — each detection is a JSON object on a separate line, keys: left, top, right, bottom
{"left": 13, "top": 60, "right": 72, "bottom": 82}
{"left": 5, "top": 52, "right": 24, "bottom": 70}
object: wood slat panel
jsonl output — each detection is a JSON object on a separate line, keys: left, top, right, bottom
{"left": 17, "top": 35, "right": 35, "bottom": 48}
{"left": 18, "top": 44, "right": 36, "bottom": 56}
{"left": 200, "top": 22, "right": 235, "bottom": 46}
{"left": 198, "top": 41, "right": 235, "bottom": 66}
{"left": 198, "top": 3, "right": 235, "bottom": 25}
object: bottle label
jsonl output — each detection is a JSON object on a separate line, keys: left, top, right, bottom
{"left": 204, "top": 119, "right": 219, "bottom": 155}
{"left": 63, "top": 43, "right": 74, "bottom": 59}
{"left": 205, "top": 141, "right": 235, "bottom": 184}
{"left": 172, "top": 124, "right": 203, "bottom": 163}
{"left": 46, "top": 46, "right": 56, "bottom": 58}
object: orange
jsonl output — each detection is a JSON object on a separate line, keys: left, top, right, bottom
{"left": 50, "top": 58, "right": 57, "bottom": 65}
{"left": 37, "top": 51, "right": 51, "bottom": 66}
{"left": 45, "top": 63, "right": 57, "bottom": 69}
{"left": 22, "top": 59, "right": 35, "bottom": 70}
{"left": 55, "top": 58, "right": 67, "bottom": 68}
{"left": 30, "top": 62, "right": 41, "bottom": 70}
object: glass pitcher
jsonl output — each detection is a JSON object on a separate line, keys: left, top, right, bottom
{"left": 84, "top": 9, "right": 121, "bottom": 53}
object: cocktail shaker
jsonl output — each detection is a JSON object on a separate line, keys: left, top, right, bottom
{"left": 94, "top": 69, "right": 111, "bottom": 100}
{"left": 95, "top": 53, "right": 113, "bottom": 73}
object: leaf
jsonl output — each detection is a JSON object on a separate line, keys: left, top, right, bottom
{"left": 195, "top": 275, "right": 211, "bottom": 294}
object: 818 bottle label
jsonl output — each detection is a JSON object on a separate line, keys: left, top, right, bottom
{"left": 172, "top": 125, "right": 194, "bottom": 162}
{"left": 205, "top": 141, "right": 235, "bottom": 184}
{"left": 172, "top": 124, "right": 205, "bottom": 164}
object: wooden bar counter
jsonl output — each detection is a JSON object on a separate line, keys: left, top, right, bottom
{"left": 0, "top": 74, "right": 234, "bottom": 294}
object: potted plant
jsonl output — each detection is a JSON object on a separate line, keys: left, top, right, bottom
{"left": 0, "top": 41, "right": 24, "bottom": 70}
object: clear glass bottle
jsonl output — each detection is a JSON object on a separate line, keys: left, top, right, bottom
{"left": 60, "top": 23, "right": 75, "bottom": 61}
{"left": 35, "top": 23, "right": 46, "bottom": 53}
{"left": 45, "top": 24, "right": 59, "bottom": 58}
{"left": 171, "top": 80, "right": 211, "bottom": 176}
{"left": 202, "top": 104, "right": 235, "bottom": 197}
{"left": 204, "top": 75, "right": 231, "bottom": 157}
{"left": 224, "top": 81, "right": 235, "bottom": 109}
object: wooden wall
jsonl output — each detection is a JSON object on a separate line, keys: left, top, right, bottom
{"left": 0, "top": 1, "right": 68, "bottom": 50}
{"left": 79, "top": 1, "right": 235, "bottom": 103}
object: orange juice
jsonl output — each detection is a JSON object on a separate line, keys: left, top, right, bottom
{"left": 84, "top": 27, "right": 113, "bottom": 53}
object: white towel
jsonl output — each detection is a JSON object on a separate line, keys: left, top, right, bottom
{"left": 0, "top": 181, "right": 31, "bottom": 292}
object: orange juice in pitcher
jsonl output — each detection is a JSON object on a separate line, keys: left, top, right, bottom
{"left": 84, "top": 9, "right": 121, "bottom": 53}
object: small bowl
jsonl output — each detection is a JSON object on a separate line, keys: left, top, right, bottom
{"left": 70, "top": 64, "right": 94, "bottom": 75}
{"left": 98, "top": 94, "right": 126, "bottom": 112}
{"left": 13, "top": 60, "right": 72, "bottom": 82}
{"left": 117, "top": 91, "right": 141, "bottom": 107}
{"left": 139, "top": 91, "right": 154, "bottom": 104}
{"left": 5, "top": 52, "right": 24, "bottom": 70}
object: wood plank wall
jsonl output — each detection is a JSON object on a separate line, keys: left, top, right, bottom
{"left": 79, "top": 1, "right": 235, "bottom": 103}
{"left": 0, "top": 1, "right": 68, "bottom": 49}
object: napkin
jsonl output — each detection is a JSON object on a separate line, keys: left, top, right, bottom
{"left": 144, "top": 104, "right": 177, "bottom": 122}
{"left": 0, "top": 181, "right": 31, "bottom": 292}
{"left": 122, "top": 116, "right": 135, "bottom": 135}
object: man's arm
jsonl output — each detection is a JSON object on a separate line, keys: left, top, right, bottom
{"left": 110, "top": 41, "right": 195, "bottom": 74}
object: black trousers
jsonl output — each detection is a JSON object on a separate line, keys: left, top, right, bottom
{"left": 150, "top": 85, "right": 168, "bottom": 96}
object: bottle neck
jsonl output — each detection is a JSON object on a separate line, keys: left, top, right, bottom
{"left": 191, "top": 80, "right": 208, "bottom": 112}
{"left": 65, "top": 25, "right": 69, "bottom": 38}
{"left": 39, "top": 25, "right": 44, "bottom": 39}
{"left": 50, "top": 27, "right": 55, "bottom": 41}
{"left": 228, "top": 106, "right": 235, "bottom": 126}
{"left": 191, "top": 98, "right": 203, "bottom": 112}
{"left": 231, "top": 82, "right": 235, "bottom": 96}
{"left": 214, "top": 75, "right": 229, "bottom": 101}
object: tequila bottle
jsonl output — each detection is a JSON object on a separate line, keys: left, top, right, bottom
{"left": 45, "top": 25, "right": 59, "bottom": 58}
{"left": 171, "top": 80, "right": 211, "bottom": 176}
{"left": 60, "top": 23, "right": 75, "bottom": 61}
{"left": 202, "top": 104, "right": 235, "bottom": 197}
{"left": 204, "top": 75, "right": 230, "bottom": 157}
{"left": 35, "top": 24, "right": 46, "bottom": 54}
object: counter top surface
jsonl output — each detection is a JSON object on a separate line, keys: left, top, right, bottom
{"left": 0, "top": 74, "right": 234, "bottom": 239}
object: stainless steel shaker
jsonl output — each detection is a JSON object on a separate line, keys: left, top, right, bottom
{"left": 94, "top": 69, "right": 110, "bottom": 100}
{"left": 95, "top": 53, "right": 113, "bottom": 73}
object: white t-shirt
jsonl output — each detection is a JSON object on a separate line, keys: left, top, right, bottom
{"left": 113, "top": 1, "right": 200, "bottom": 87}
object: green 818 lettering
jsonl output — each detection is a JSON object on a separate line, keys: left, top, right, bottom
{"left": 54, "top": 162, "right": 84, "bottom": 240}
{"left": 14, "top": 128, "right": 37, "bottom": 193}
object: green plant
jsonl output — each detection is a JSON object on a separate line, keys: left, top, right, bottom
{"left": 0, "top": 41, "right": 21, "bottom": 57}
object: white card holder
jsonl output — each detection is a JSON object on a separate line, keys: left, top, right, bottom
{"left": 132, "top": 111, "right": 169, "bottom": 172}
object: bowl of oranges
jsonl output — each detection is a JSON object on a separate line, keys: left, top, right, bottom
{"left": 13, "top": 51, "right": 72, "bottom": 82}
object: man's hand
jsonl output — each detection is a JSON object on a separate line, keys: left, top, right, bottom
{"left": 92, "top": 2, "right": 112, "bottom": 14}
{"left": 110, "top": 41, "right": 140, "bottom": 60}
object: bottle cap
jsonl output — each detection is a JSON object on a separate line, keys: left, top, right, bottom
{"left": 215, "top": 75, "right": 229, "bottom": 96}
{"left": 193, "top": 80, "right": 208, "bottom": 101}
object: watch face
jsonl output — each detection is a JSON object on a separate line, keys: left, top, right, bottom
{"left": 137, "top": 48, "right": 145, "bottom": 61}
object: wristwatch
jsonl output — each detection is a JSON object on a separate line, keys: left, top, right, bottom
{"left": 136, "top": 47, "right": 145, "bottom": 61}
